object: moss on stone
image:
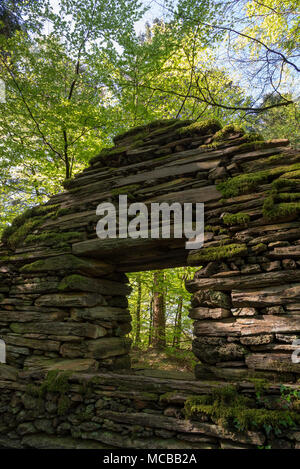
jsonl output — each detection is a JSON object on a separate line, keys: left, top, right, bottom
{"left": 264, "top": 200, "right": 300, "bottom": 220}
{"left": 201, "top": 132, "right": 263, "bottom": 151}
{"left": 223, "top": 212, "right": 250, "bottom": 226}
{"left": 24, "top": 231, "right": 83, "bottom": 247}
{"left": 89, "top": 145, "right": 128, "bottom": 165}
{"left": 113, "top": 119, "right": 180, "bottom": 144}
{"left": 111, "top": 184, "right": 140, "bottom": 197}
{"left": 159, "top": 391, "right": 178, "bottom": 402}
{"left": 277, "top": 192, "right": 300, "bottom": 201}
{"left": 178, "top": 119, "right": 222, "bottom": 137}
{"left": 58, "top": 274, "right": 84, "bottom": 291}
{"left": 57, "top": 395, "right": 71, "bottom": 416}
{"left": 234, "top": 140, "right": 268, "bottom": 153}
{"left": 217, "top": 162, "right": 300, "bottom": 199}
{"left": 1, "top": 204, "right": 59, "bottom": 249}
{"left": 247, "top": 379, "right": 270, "bottom": 400}
{"left": 19, "top": 254, "right": 95, "bottom": 273}
{"left": 39, "top": 370, "right": 71, "bottom": 396}
{"left": 184, "top": 385, "right": 300, "bottom": 433}
{"left": 62, "top": 178, "right": 73, "bottom": 189}
{"left": 239, "top": 132, "right": 264, "bottom": 143}
{"left": 213, "top": 124, "right": 245, "bottom": 142}
{"left": 189, "top": 243, "right": 247, "bottom": 263}
{"left": 31, "top": 370, "right": 73, "bottom": 416}
{"left": 271, "top": 178, "right": 299, "bottom": 191}
{"left": 26, "top": 383, "right": 41, "bottom": 397}
{"left": 205, "top": 225, "right": 221, "bottom": 233}
{"left": 55, "top": 207, "right": 74, "bottom": 218}
{"left": 217, "top": 170, "right": 269, "bottom": 198}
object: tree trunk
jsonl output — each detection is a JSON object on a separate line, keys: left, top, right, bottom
{"left": 173, "top": 297, "right": 183, "bottom": 348}
{"left": 152, "top": 271, "right": 166, "bottom": 350}
{"left": 134, "top": 273, "right": 142, "bottom": 346}
{"left": 148, "top": 294, "right": 153, "bottom": 347}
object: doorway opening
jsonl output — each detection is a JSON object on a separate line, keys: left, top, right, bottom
{"left": 127, "top": 267, "right": 198, "bottom": 379}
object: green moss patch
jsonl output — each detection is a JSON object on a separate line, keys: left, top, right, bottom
{"left": 217, "top": 162, "right": 300, "bottom": 199}
{"left": 213, "top": 124, "right": 245, "bottom": 142}
{"left": 178, "top": 119, "right": 221, "bottom": 138}
{"left": 111, "top": 184, "right": 140, "bottom": 197}
{"left": 223, "top": 212, "right": 250, "bottom": 226}
{"left": 1, "top": 204, "right": 59, "bottom": 249}
{"left": 89, "top": 145, "right": 129, "bottom": 165}
{"left": 188, "top": 243, "right": 247, "bottom": 264}
{"left": 24, "top": 231, "right": 84, "bottom": 247}
{"left": 32, "top": 370, "right": 72, "bottom": 416}
{"left": 277, "top": 192, "right": 300, "bottom": 201}
{"left": 113, "top": 119, "right": 180, "bottom": 144}
{"left": 184, "top": 385, "right": 300, "bottom": 433}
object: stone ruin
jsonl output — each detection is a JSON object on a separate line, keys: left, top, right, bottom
{"left": 0, "top": 118, "right": 299, "bottom": 449}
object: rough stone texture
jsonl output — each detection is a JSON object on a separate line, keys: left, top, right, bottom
{"left": 0, "top": 370, "right": 299, "bottom": 449}
{"left": 0, "top": 119, "right": 300, "bottom": 448}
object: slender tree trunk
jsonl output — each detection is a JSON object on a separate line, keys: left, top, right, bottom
{"left": 134, "top": 273, "right": 142, "bottom": 346}
{"left": 173, "top": 305, "right": 179, "bottom": 348}
{"left": 152, "top": 271, "right": 166, "bottom": 350}
{"left": 173, "top": 297, "right": 183, "bottom": 348}
{"left": 148, "top": 294, "right": 153, "bottom": 347}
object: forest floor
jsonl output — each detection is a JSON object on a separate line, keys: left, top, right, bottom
{"left": 130, "top": 347, "right": 196, "bottom": 377}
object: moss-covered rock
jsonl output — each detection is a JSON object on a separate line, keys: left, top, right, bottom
{"left": 178, "top": 119, "right": 221, "bottom": 137}
{"left": 19, "top": 254, "right": 113, "bottom": 276}
{"left": 24, "top": 231, "right": 84, "bottom": 247}
{"left": 1, "top": 204, "right": 59, "bottom": 249}
{"left": 184, "top": 385, "right": 300, "bottom": 433}
{"left": 213, "top": 124, "right": 245, "bottom": 142}
{"left": 223, "top": 212, "right": 250, "bottom": 226}
{"left": 188, "top": 243, "right": 247, "bottom": 264}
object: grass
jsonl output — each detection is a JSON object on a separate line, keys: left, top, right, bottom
{"left": 131, "top": 347, "right": 196, "bottom": 374}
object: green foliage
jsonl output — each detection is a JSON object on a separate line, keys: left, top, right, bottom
{"left": 255, "top": 95, "right": 300, "bottom": 147}
{"left": 0, "top": 0, "right": 298, "bottom": 239}
{"left": 128, "top": 267, "right": 197, "bottom": 350}
{"left": 280, "top": 385, "right": 300, "bottom": 408}
{"left": 184, "top": 385, "right": 300, "bottom": 434}
{"left": 248, "top": 379, "right": 270, "bottom": 401}
{"left": 223, "top": 212, "right": 250, "bottom": 226}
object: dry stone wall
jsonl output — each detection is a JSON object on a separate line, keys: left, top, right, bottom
{"left": 0, "top": 117, "right": 299, "bottom": 383}
{"left": 0, "top": 369, "right": 299, "bottom": 449}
